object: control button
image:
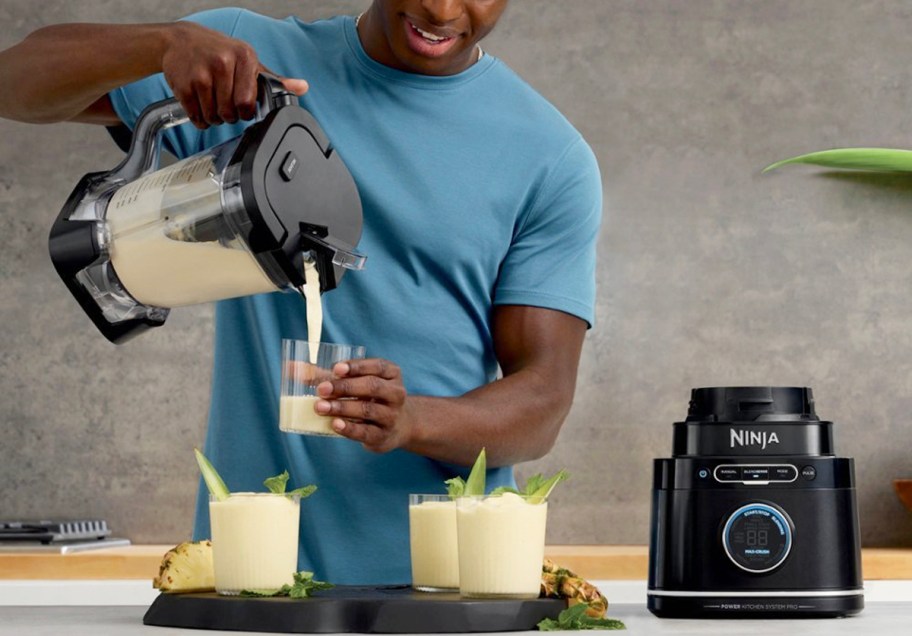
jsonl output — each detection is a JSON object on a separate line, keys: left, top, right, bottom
{"left": 801, "top": 465, "right": 817, "bottom": 481}
{"left": 698, "top": 469, "right": 709, "bottom": 479}
{"left": 280, "top": 151, "right": 299, "bottom": 181}
{"left": 722, "top": 503, "right": 794, "bottom": 573}
{"left": 742, "top": 466, "right": 770, "bottom": 482}
{"left": 772, "top": 465, "right": 798, "bottom": 482}
{"left": 715, "top": 466, "right": 742, "bottom": 482}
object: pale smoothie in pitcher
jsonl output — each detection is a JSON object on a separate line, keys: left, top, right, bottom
{"left": 409, "top": 495, "right": 459, "bottom": 591}
{"left": 209, "top": 492, "right": 300, "bottom": 594}
{"left": 108, "top": 154, "right": 276, "bottom": 307}
{"left": 456, "top": 492, "right": 548, "bottom": 598}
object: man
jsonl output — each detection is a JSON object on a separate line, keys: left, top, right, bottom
{"left": 0, "top": 1, "right": 601, "bottom": 584}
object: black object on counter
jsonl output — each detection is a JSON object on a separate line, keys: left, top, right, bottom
{"left": 0, "top": 520, "right": 111, "bottom": 543}
{"left": 648, "top": 387, "right": 863, "bottom": 618}
{"left": 142, "top": 587, "right": 565, "bottom": 633}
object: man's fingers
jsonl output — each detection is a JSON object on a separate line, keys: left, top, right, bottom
{"left": 259, "top": 63, "right": 309, "bottom": 97}
{"left": 234, "top": 51, "right": 260, "bottom": 120}
{"left": 195, "top": 79, "right": 222, "bottom": 126}
{"left": 281, "top": 77, "right": 309, "bottom": 95}
{"left": 316, "top": 397, "right": 390, "bottom": 424}
{"left": 332, "top": 419, "right": 390, "bottom": 453}
{"left": 185, "top": 90, "right": 208, "bottom": 129}
{"left": 337, "top": 358, "right": 401, "bottom": 381}
{"left": 214, "top": 62, "right": 239, "bottom": 123}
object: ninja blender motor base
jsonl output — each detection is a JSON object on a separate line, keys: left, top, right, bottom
{"left": 143, "top": 586, "right": 566, "bottom": 633}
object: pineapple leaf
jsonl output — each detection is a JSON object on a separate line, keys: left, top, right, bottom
{"left": 194, "top": 448, "right": 230, "bottom": 501}
{"left": 763, "top": 148, "right": 912, "bottom": 173}
{"left": 464, "top": 448, "right": 487, "bottom": 496}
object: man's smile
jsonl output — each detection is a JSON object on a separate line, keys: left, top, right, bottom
{"left": 403, "top": 16, "right": 461, "bottom": 57}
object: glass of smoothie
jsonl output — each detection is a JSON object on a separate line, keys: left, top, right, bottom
{"left": 409, "top": 494, "right": 459, "bottom": 592}
{"left": 279, "top": 339, "right": 366, "bottom": 436}
{"left": 209, "top": 492, "right": 301, "bottom": 595}
{"left": 456, "top": 492, "right": 548, "bottom": 598}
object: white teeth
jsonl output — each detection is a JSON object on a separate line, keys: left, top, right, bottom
{"left": 412, "top": 23, "right": 448, "bottom": 42}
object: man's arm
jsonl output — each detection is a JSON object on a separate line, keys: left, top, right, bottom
{"left": 0, "top": 21, "right": 307, "bottom": 127}
{"left": 316, "top": 305, "right": 588, "bottom": 467}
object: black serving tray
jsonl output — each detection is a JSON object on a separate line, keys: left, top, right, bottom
{"left": 143, "top": 585, "right": 565, "bottom": 633}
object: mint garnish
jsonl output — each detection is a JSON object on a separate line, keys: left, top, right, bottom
{"left": 240, "top": 571, "right": 333, "bottom": 599}
{"left": 537, "top": 603, "right": 626, "bottom": 631}
{"left": 263, "top": 470, "right": 317, "bottom": 500}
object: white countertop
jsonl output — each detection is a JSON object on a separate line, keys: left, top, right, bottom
{"left": 2, "top": 579, "right": 911, "bottom": 606}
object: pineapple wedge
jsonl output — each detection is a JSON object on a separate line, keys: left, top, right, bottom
{"left": 540, "top": 558, "right": 608, "bottom": 618}
{"left": 152, "top": 540, "right": 216, "bottom": 593}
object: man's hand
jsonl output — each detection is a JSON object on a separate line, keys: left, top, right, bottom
{"left": 314, "top": 358, "right": 412, "bottom": 453}
{"left": 309, "top": 306, "right": 586, "bottom": 467}
{"left": 161, "top": 21, "right": 308, "bottom": 129}
{"left": 0, "top": 22, "right": 309, "bottom": 126}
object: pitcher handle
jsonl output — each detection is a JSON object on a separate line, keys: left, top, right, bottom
{"left": 107, "top": 74, "right": 296, "bottom": 183}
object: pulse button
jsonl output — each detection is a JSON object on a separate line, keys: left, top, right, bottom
{"left": 801, "top": 466, "right": 817, "bottom": 481}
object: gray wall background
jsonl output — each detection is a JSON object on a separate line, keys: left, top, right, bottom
{"left": 2, "top": 0, "right": 911, "bottom": 548}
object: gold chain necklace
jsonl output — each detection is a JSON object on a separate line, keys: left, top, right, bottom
{"left": 354, "top": 13, "right": 483, "bottom": 63}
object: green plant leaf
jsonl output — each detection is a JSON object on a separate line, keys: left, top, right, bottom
{"left": 264, "top": 471, "right": 290, "bottom": 494}
{"left": 522, "top": 474, "right": 548, "bottom": 496}
{"left": 526, "top": 470, "right": 569, "bottom": 504}
{"left": 490, "top": 486, "right": 520, "bottom": 496}
{"left": 444, "top": 477, "right": 466, "bottom": 498}
{"left": 194, "top": 448, "right": 230, "bottom": 501}
{"left": 288, "top": 571, "right": 334, "bottom": 598}
{"left": 464, "top": 448, "right": 487, "bottom": 496}
{"left": 240, "top": 571, "right": 333, "bottom": 599}
{"left": 288, "top": 484, "right": 317, "bottom": 500}
{"left": 263, "top": 471, "right": 316, "bottom": 499}
{"left": 537, "top": 603, "right": 626, "bottom": 631}
{"left": 763, "top": 148, "right": 912, "bottom": 173}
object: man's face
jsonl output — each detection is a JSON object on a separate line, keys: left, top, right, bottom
{"left": 361, "top": 0, "right": 509, "bottom": 76}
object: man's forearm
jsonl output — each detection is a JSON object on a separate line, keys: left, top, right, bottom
{"left": 0, "top": 23, "right": 172, "bottom": 123}
{"left": 402, "top": 368, "right": 574, "bottom": 468}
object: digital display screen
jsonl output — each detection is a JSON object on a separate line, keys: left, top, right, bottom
{"left": 723, "top": 503, "right": 793, "bottom": 573}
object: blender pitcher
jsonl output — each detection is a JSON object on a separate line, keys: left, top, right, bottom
{"left": 49, "top": 75, "right": 365, "bottom": 343}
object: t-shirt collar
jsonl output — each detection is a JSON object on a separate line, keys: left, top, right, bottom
{"left": 343, "top": 15, "right": 495, "bottom": 89}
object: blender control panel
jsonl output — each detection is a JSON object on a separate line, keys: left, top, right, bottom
{"left": 722, "top": 503, "right": 794, "bottom": 573}
{"left": 712, "top": 464, "right": 798, "bottom": 484}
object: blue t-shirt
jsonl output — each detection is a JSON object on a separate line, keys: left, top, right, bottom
{"left": 110, "top": 9, "right": 602, "bottom": 585}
